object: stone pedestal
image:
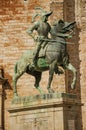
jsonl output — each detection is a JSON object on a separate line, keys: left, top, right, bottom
{"left": 8, "top": 93, "right": 82, "bottom": 130}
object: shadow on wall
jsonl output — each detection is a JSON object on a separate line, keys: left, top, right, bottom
{"left": 0, "top": 68, "right": 12, "bottom": 130}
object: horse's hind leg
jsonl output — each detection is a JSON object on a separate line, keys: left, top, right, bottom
{"left": 65, "top": 63, "right": 77, "bottom": 89}
{"left": 47, "top": 61, "right": 56, "bottom": 93}
{"left": 34, "top": 72, "right": 45, "bottom": 94}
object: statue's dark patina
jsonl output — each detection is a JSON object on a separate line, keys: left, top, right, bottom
{"left": 13, "top": 8, "right": 77, "bottom": 98}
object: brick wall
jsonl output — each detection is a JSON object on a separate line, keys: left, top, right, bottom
{"left": 0, "top": 0, "right": 86, "bottom": 130}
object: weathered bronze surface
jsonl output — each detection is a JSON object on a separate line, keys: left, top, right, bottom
{"left": 13, "top": 8, "right": 77, "bottom": 98}
{"left": 26, "top": 7, "right": 52, "bottom": 66}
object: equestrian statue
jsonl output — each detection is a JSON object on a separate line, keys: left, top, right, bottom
{"left": 13, "top": 7, "right": 77, "bottom": 98}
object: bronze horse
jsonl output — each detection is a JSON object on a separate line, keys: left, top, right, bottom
{"left": 13, "top": 20, "right": 77, "bottom": 97}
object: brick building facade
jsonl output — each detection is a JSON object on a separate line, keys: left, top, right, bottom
{"left": 0, "top": 0, "right": 86, "bottom": 130}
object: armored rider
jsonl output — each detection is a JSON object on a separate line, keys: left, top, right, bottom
{"left": 27, "top": 7, "right": 52, "bottom": 67}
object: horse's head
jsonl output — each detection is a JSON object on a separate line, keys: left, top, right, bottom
{"left": 53, "top": 19, "right": 76, "bottom": 33}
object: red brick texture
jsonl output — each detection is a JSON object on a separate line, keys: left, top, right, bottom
{"left": 0, "top": 0, "right": 86, "bottom": 130}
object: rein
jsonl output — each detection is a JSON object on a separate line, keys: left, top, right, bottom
{"left": 42, "top": 38, "right": 73, "bottom": 45}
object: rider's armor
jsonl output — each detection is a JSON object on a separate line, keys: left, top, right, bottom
{"left": 27, "top": 10, "right": 52, "bottom": 67}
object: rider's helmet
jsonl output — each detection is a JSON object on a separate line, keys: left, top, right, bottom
{"left": 32, "top": 7, "right": 52, "bottom": 22}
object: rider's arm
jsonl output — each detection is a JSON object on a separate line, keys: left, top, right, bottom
{"left": 26, "top": 22, "right": 39, "bottom": 40}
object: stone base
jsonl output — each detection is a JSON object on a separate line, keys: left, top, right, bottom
{"left": 8, "top": 93, "right": 82, "bottom": 130}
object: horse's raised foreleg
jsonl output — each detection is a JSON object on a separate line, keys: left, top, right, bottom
{"left": 47, "top": 61, "right": 57, "bottom": 93}
{"left": 34, "top": 72, "right": 45, "bottom": 94}
{"left": 65, "top": 63, "right": 77, "bottom": 89}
